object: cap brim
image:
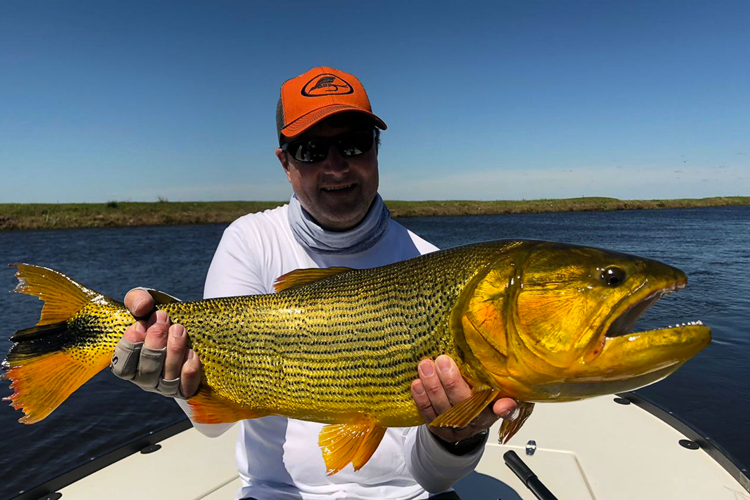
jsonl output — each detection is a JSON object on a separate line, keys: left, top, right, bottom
{"left": 281, "top": 104, "right": 387, "bottom": 139}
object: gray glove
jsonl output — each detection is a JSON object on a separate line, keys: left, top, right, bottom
{"left": 110, "top": 338, "right": 186, "bottom": 399}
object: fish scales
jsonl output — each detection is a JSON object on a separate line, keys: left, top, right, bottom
{"left": 158, "top": 241, "right": 509, "bottom": 426}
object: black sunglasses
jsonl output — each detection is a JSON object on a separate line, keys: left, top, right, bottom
{"left": 281, "top": 130, "right": 376, "bottom": 163}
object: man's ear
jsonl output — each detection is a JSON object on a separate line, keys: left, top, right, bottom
{"left": 276, "top": 148, "right": 293, "bottom": 182}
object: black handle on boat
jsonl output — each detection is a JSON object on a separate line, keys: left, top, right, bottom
{"left": 503, "top": 450, "right": 559, "bottom": 500}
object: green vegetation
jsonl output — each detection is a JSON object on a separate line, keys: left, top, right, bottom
{"left": 0, "top": 197, "right": 748, "bottom": 231}
{"left": 0, "top": 201, "right": 284, "bottom": 231}
{"left": 385, "top": 196, "right": 750, "bottom": 217}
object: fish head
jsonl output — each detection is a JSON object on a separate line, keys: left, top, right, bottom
{"left": 457, "top": 241, "right": 711, "bottom": 401}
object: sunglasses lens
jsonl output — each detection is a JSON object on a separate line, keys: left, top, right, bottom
{"left": 288, "top": 140, "right": 327, "bottom": 163}
{"left": 286, "top": 130, "right": 375, "bottom": 163}
{"left": 338, "top": 131, "right": 374, "bottom": 158}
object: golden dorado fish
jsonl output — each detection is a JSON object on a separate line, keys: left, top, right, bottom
{"left": 3, "top": 240, "right": 711, "bottom": 474}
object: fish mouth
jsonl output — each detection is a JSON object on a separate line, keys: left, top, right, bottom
{"left": 606, "top": 289, "right": 693, "bottom": 338}
{"left": 584, "top": 273, "right": 711, "bottom": 377}
{"left": 563, "top": 275, "right": 712, "bottom": 390}
{"left": 603, "top": 280, "right": 702, "bottom": 340}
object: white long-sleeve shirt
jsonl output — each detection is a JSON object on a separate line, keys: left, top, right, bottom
{"left": 181, "top": 205, "right": 485, "bottom": 499}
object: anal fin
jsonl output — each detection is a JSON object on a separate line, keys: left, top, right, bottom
{"left": 498, "top": 401, "right": 535, "bottom": 444}
{"left": 430, "top": 389, "right": 500, "bottom": 428}
{"left": 318, "top": 419, "right": 387, "bottom": 475}
{"left": 187, "top": 387, "right": 264, "bottom": 424}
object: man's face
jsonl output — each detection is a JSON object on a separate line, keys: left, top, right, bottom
{"left": 276, "top": 118, "right": 379, "bottom": 231}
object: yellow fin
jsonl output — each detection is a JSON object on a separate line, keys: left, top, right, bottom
{"left": 4, "top": 323, "right": 114, "bottom": 424}
{"left": 498, "top": 401, "right": 535, "bottom": 444}
{"left": 274, "top": 267, "right": 353, "bottom": 293}
{"left": 10, "top": 263, "right": 99, "bottom": 327}
{"left": 4, "top": 265, "right": 115, "bottom": 423}
{"left": 430, "top": 389, "right": 500, "bottom": 428}
{"left": 187, "top": 387, "right": 264, "bottom": 424}
{"left": 318, "top": 419, "right": 387, "bottom": 475}
{"left": 141, "top": 288, "right": 182, "bottom": 304}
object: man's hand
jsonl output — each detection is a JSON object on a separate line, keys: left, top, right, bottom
{"left": 112, "top": 289, "right": 202, "bottom": 398}
{"left": 410, "top": 355, "right": 517, "bottom": 443}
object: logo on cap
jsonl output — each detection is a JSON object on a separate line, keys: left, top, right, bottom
{"left": 302, "top": 73, "right": 353, "bottom": 97}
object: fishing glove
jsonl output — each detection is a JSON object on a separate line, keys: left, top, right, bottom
{"left": 110, "top": 286, "right": 187, "bottom": 398}
{"left": 111, "top": 338, "right": 187, "bottom": 399}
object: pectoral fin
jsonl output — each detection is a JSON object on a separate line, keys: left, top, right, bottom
{"left": 429, "top": 389, "right": 500, "bottom": 428}
{"left": 318, "top": 419, "right": 387, "bottom": 475}
{"left": 498, "top": 401, "right": 535, "bottom": 444}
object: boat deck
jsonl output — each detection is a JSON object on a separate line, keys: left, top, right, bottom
{"left": 24, "top": 394, "right": 750, "bottom": 500}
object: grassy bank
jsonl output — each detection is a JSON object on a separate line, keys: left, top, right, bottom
{"left": 1, "top": 197, "right": 748, "bottom": 231}
{"left": 385, "top": 196, "right": 750, "bottom": 217}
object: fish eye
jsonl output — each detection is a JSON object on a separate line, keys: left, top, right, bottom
{"left": 600, "top": 266, "right": 626, "bottom": 286}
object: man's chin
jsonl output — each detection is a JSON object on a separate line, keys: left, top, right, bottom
{"left": 313, "top": 203, "right": 370, "bottom": 231}
{"left": 317, "top": 187, "right": 363, "bottom": 208}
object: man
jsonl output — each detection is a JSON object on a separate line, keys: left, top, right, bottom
{"left": 115, "top": 66, "right": 518, "bottom": 499}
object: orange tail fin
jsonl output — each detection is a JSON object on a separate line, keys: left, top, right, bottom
{"left": 3, "top": 264, "right": 119, "bottom": 423}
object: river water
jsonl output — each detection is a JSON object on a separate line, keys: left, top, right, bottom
{"left": 0, "top": 206, "right": 748, "bottom": 498}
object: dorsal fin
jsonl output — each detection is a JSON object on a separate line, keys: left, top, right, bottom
{"left": 140, "top": 288, "right": 182, "bottom": 304}
{"left": 274, "top": 267, "right": 353, "bottom": 293}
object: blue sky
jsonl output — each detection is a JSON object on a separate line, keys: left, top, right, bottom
{"left": 1, "top": 0, "right": 748, "bottom": 203}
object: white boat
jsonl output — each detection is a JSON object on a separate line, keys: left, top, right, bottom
{"left": 15, "top": 393, "right": 750, "bottom": 500}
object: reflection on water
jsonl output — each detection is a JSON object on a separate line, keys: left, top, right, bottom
{"left": 0, "top": 207, "right": 748, "bottom": 498}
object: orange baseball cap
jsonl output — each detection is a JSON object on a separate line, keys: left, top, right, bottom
{"left": 276, "top": 66, "right": 387, "bottom": 144}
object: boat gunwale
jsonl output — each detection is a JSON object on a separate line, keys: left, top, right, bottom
{"left": 10, "top": 418, "right": 192, "bottom": 500}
